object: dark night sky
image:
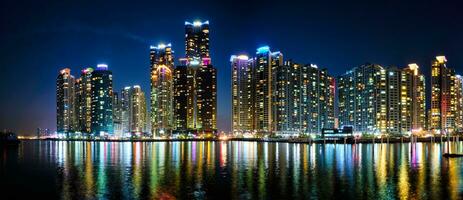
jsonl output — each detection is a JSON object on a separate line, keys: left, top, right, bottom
{"left": 1, "top": 0, "right": 462, "bottom": 135}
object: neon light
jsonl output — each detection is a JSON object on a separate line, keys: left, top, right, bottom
{"left": 230, "top": 55, "right": 249, "bottom": 62}
{"left": 256, "top": 46, "right": 270, "bottom": 54}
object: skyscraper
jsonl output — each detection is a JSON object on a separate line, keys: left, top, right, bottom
{"left": 56, "top": 68, "right": 76, "bottom": 135}
{"left": 173, "top": 20, "right": 217, "bottom": 135}
{"left": 254, "top": 46, "right": 283, "bottom": 134}
{"left": 400, "top": 64, "right": 426, "bottom": 133}
{"left": 75, "top": 67, "right": 93, "bottom": 134}
{"left": 130, "top": 85, "right": 147, "bottom": 134}
{"left": 90, "top": 64, "right": 113, "bottom": 136}
{"left": 113, "top": 91, "right": 123, "bottom": 136}
{"left": 173, "top": 65, "right": 189, "bottom": 132}
{"left": 386, "top": 67, "right": 402, "bottom": 134}
{"left": 185, "top": 20, "right": 210, "bottom": 65}
{"left": 231, "top": 48, "right": 335, "bottom": 136}
{"left": 338, "top": 64, "right": 387, "bottom": 134}
{"left": 455, "top": 75, "right": 463, "bottom": 131}
{"left": 430, "top": 56, "right": 456, "bottom": 134}
{"left": 231, "top": 55, "right": 254, "bottom": 135}
{"left": 150, "top": 43, "right": 174, "bottom": 137}
{"left": 121, "top": 86, "right": 131, "bottom": 135}
{"left": 339, "top": 63, "right": 426, "bottom": 135}
{"left": 274, "top": 62, "right": 335, "bottom": 135}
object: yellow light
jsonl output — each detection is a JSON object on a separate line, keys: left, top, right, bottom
{"left": 436, "top": 56, "right": 447, "bottom": 63}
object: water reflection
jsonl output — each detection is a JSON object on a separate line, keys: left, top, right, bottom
{"left": 1, "top": 141, "right": 463, "bottom": 199}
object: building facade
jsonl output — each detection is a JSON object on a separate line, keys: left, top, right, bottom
{"left": 400, "top": 64, "right": 426, "bottom": 134}
{"left": 56, "top": 68, "right": 76, "bottom": 135}
{"left": 150, "top": 43, "right": 174, "bottom": 137}
{"left": 90, "top": 64, "right": 114, "bottom": 136}
{"left": 130, "top": 86, "right": 147, "bottom": 134}
{"left": 231, "top": 55, "right": 254, "bottom": 135}
{"left": 338, "top": 64, "right": 387, "bottom": 134}
{"left": 338, "top": 63, "right": 426, "bottom": 135}
{"left": 75, "top": 68, "right": 93, "bottom": 134}
{"left": 231, "top": 47, "right": 335, "bottom": 136}
{"left": 173, "top": 20, "right": 217, "bottom": 135}
{"left": 430, "top": 56, "right": 456, "bottom": 134}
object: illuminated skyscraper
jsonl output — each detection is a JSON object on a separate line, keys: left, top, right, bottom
{"left": 231, "top": 48, "right": 335, "bottom": 136}
{"left": 430, "top": 56, "right": 456, "bottom": 134}
{"left": 173, "top": 20, "right": 217, "bottom": 135}
{"left": 231, "top": 55, "right": 254, "bottom": 135}
{"left": 120, "top": 86, "right": 131, "bottom": 134}
{"left": 400, "top": 64, "right": 426, "bottom": 133}
{"left": 150, "top": 43, "right": 174, "bottom": 137}
{"left": 254, "top": 46, "right": 283, "bottom": 134}
{"left": 56, "top": 68, "right": 76, "bottom": 135}
{"left": 90, "top": 64, "right": 113, "bottom": 136}
{"left": 274, "top": 62, "right": 335, "bottom": 135}
{"left": 173, "top": 65, "right": 189, "bottom": 132}
{"left": 130, "top": 85, "right": 147, "bottom": 134}
{"left": 185, "top": 20, "right": 210, "bottom": 65}
{"left": 454, "top": 75, "right": 463, "bottom": 131}
{"left": 75, "top": 68, "right": 93, "bottom": 134}
{"left": 386, "top": 67, "right": 402, "bottom": 134}
{"left": 338, "top": 64, "right": 387, "bottom": 134}
{"left": 112, "top": 91, "right": 123, "bottom": 136}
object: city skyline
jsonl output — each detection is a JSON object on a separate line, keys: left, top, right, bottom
{"left": 1, "top": 1, "right": 462, "bottom": 135}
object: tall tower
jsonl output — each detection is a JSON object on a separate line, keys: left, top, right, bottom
{"left": 338, "top": 64, "right": 387, "bottom": 134}
{"left": 430, "top": 56, "right": 456, "bottom": 134}
{"left": 75, "top": 68, "right": 93, "bottom": 134}
{"left": 56, "top": 68, "right": 76, "bottom": 136}
{"left": 130, "top": 85, "right": 147, "bottom": 134}
{"left": 455, "top": 75, "right": 463, "bottom": 131}
{"left": 185, "top": 20, "right": 210, "bottom": 65}
{"left": 173, "top": 20, "right": 217, "bottom": 135}
{"left": 150, "top": 43, "right": 174, "bottom": 137}
{"left": 231, "top": 55, "right": 254, "bottom": 135}
{"left": 253, "top": 46, "right": 283, "bottom": 134}
{"left": 121, "top": 86, "right": 131, "bottom": 135}
{"left": 401, "top": 64, "right": 426, "bottom": 133}
{"left": 90, "top": 64, "right": 113, "bottom": 136}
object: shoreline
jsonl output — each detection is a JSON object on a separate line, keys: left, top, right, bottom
{"left": 21, "top": 136, "right": 462, "bottom": 144}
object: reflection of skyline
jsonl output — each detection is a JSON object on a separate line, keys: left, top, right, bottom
{"left": 10, "top": 141, "right": 463, "bottom": 199}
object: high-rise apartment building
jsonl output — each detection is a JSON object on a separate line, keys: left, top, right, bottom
{"left": 130, "top": 85, "right": 147, "bottom": 134}
{"left": 185, "top": 20, "right": 210, "bottom": 65}
{"left": 231, "top": 48, "right": 335, "bottom": 136}
{"left": 430, "top": 56, "right": 456, "bottom": 134}
{"left": 338, "top": 64, "right": 387, "bottom": 134}
{"left": 273, "top": 62, "right": 335, "bottom": 135}
{"left": 231, "top": 55, "right": 254, "bottom": 135}
{"left": 150, "top": 43, "right": 174, "bottom": 137}
{"left": 90, "top": 64, "right": 113, "bottom": 136}
{"left": 75, "top": 68, "right": 93, "bottom": 134}
{"left": 253, "top": 46, "right": 283, "bottom": 134}
{"left": 113, "top": 91, "right": 123, "bottom": 136}
{"left": 455, "top": 75, "right": 463, "bottom": 131}
{"left": 56, "top": 68, "right": 76, "bottom": 135}
{"left": 173, "top": 20, "right": 217, "bottom": 135}
{"left": 400, "top": 64, "right": 426, "bottom": 133}
{"left": 339, "top": 63, "right": 426, "bottom": 135}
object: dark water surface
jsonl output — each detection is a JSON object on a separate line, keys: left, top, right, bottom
{"left": 1, "top": 141, "right": 463, "bottom": 199}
